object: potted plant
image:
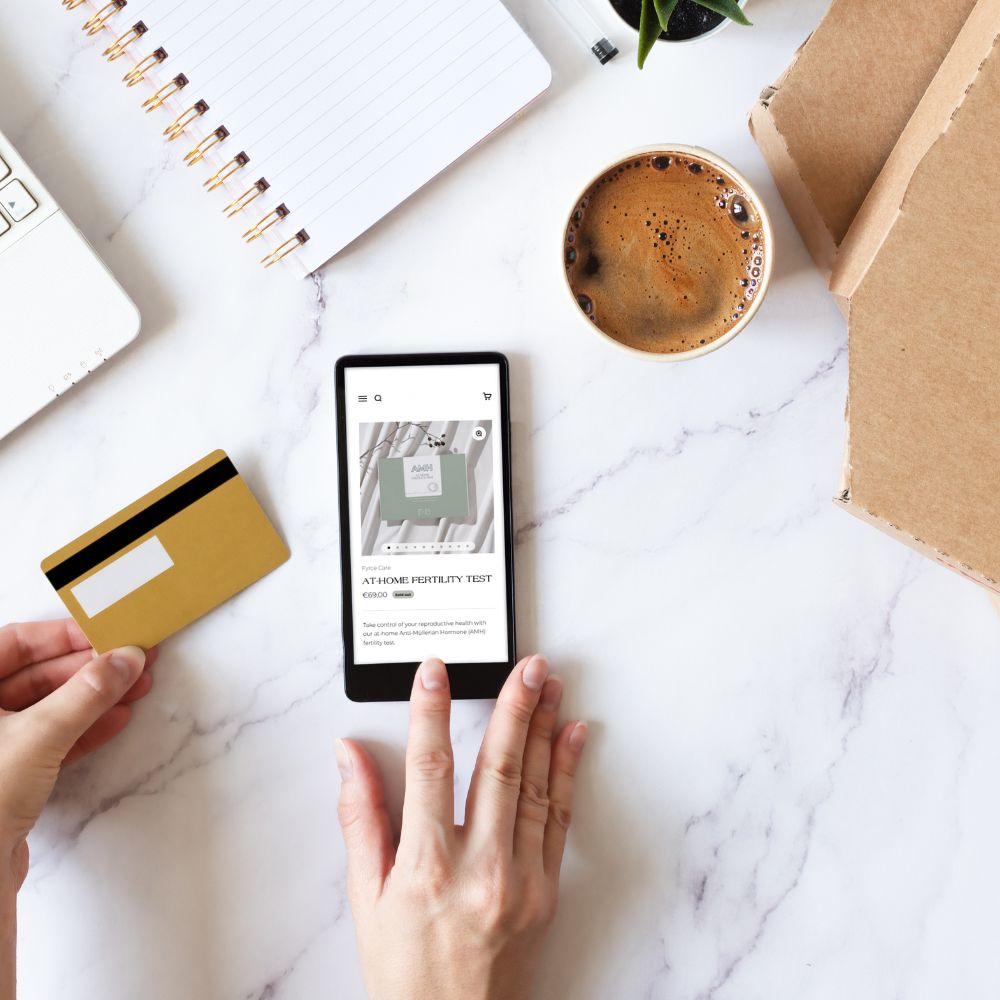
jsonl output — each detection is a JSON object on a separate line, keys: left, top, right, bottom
{"left": 610, "top": 0, "right": 751, "bottom": 67}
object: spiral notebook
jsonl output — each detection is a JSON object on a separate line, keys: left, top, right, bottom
{"left": 64, "top": 0, "right": 551, "bottom": 275}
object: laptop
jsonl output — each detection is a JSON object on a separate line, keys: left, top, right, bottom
{"left": 0, "top": 126, "right": 139, "bottom": 442}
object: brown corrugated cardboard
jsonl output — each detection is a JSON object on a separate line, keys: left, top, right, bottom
{"left": 831, "top": 0, "right": 1000, "bottom": 594}
{"left": 749, "top": 0, "right": 977, "bottom": 273}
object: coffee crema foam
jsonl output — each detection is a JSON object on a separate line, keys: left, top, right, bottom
{"left": 565, "top": 153, "right": 767, "bottom": 353}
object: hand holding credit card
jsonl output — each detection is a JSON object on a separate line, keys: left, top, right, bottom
{"left": 41, "top": 450, "right": 289, "bottom": 652}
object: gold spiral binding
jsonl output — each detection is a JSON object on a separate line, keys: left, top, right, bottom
{"left": 83, "top": 0, "right": 125, "bottom": 36}
{"left": 243, "top": 204, "right": 289, "bottom": 243}
{"left": 261, "top": 230, "right": 309, "bottom": 269}
{"left": 164, "top": 100, "right": 209, "bottom": 141}
{"left": 72, "top": 0, "right": 308, "bottom": 276}
{"left": 143, "top": 74, "right": 187, "bottom": 111}
{"left": 184, "top": 126, "right": 229, "bottom": 166}
{"left": 103, "top": 20, "right": 146, "bottom": 60}
{"left": 123, "top": 46, "right": 166, "bottom": 86}
{"left": 224, "top": 179, "right": 269, "bottom": 218}
{"left": 204, "top": 152, "right": 249, "bottom": 191}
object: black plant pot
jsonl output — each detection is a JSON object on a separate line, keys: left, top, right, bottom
{"left": 610, "top": 0, "right": 737, "bottom": 43}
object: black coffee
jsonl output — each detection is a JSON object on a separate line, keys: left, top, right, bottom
{"left": 565, "top": 152, "right": 767, "bottom": 354}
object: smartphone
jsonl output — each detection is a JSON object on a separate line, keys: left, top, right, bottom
{"left": 335, "top": 352, "right": 516, "bottom": 701}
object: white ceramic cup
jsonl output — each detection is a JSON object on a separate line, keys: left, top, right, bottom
{"left": 561, "top": 144, "right": 774, "bottom": 362}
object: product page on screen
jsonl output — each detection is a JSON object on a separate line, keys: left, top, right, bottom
{"left": 344, "top": 363, "right": 508, "bottom": 664}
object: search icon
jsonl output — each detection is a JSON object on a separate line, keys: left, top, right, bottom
{"left": 374, "top": 394, "right": 383, "bottom": 402}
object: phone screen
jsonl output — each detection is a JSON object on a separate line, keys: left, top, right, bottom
{"left": 338, "top": 356, "right": 513, "bottom": 676}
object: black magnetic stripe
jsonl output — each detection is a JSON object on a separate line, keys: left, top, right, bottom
{"left": 45, "top": 456, "right": 238, "bottom": 590}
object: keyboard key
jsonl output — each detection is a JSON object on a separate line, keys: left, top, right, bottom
{"left": 0, "top": 180, "right": 37, "bottom": 222}
{"left": 0, "top": 157, "right": 9, "bottom": 182}
{"left": 0, "top": 213, "right": 8, "bottom": 237}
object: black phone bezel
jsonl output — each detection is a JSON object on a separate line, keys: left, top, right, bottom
{"left": 335, "top": 352, "right": 516, "bottom": 701}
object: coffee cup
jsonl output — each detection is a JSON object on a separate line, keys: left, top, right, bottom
{"left": 561, "top": 145, "right": 773, "bottom": 361}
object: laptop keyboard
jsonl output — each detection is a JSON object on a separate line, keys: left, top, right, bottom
{"left": 0, "top": 152, "right": 40, "bottom": 241}
{"left": 0, "top": 126, "right": 140, "bottom": 441}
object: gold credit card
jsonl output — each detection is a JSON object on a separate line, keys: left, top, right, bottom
{"left": 41, "top": 450, "right": 289, "bottom": 652}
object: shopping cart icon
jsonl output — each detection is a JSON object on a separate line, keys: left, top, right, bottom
{"left": 483, "top": 392, "right": 492, "bottom": 401}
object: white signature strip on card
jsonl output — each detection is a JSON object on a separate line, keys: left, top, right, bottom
{"left": 70, "top": 536, "right": 174, "bottom": 618}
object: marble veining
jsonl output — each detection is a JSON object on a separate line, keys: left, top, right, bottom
{"left": 3, "top": 1, "right": 1000, "bottom": 999}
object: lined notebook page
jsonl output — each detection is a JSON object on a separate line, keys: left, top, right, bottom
{"left": 110, "top": 0, "right": 551, "bottom": 274}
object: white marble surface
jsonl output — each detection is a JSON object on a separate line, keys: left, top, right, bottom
{"left": 3, "top": 1, "right": 1000, "bottom": 997}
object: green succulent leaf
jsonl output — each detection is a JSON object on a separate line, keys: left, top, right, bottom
{"left": 653, "top": 0, "right": 680, "bottom": 32}
{"left": 637, "top": 0, "right": 661, "bottom": 68}
{"left": 691, "top": 0, "right": 752, "bottom": 26}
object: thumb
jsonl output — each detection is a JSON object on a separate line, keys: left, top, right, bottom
{"left": 23, "top": 646, "right": 146, "bottom": 761}
{"left": 336, "top": 739, "right": 394, "bottom": 903}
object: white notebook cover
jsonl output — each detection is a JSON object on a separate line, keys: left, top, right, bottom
{"left": 81, "top": 0, "right": 551, "bottom": 274}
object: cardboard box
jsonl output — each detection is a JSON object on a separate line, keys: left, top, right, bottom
{"left": 830, "top": 0, "right": 1000, "bottom": 594}
{"left": 749, "top": 0, "right": 977, "bottom": 273}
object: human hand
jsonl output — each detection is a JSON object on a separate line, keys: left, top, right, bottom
{"left": 337, "top": 655, "right": 587, "bottom": 1000}
{"left": 0, "top": 620, "right": 156, "bottom": 892}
